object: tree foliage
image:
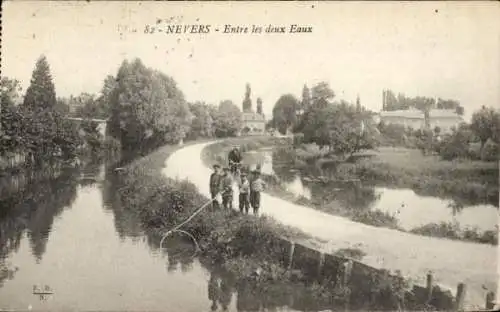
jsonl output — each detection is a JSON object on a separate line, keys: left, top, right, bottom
{"left": 301, "top": 84, "right": 311, "bottom": 110}
{"left": 213, "top": 100, "right": 242, "bottom": 138}
{"left": 11, "top": 56, "right": 81, "bottom": 162}
{"left": 272, "top": 94, "right": 299, "bottom": 135}
{"left": 1, "top": 77, "right": 22, "bottom": 108}
{"left": 311, "top": 82, "right": 335, "bottom": 103}
{"left": 187, "top": 101, "right": 215, "bottom": 139}
{"left": 382, "top": 89, "right": 464, "bottom": 115}
{"left": 294, "top": 82, "right": 335, "bottom": 133}
{"left": 108, "top": 58, "right": 191, "bottom": 151}
{"left": 22, "top": 56, "right": 57, "bottom": 112}
{"left": 471, "top": 106, "right": 500, "bottom": 148}
{"left": 438, "top": 124, "right": 475, "bottom": 160}
{"left": 301, "top": 100, "right": 378, "bottom": 158}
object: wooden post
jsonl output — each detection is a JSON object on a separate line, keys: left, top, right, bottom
{"left": 317, "top": 252, "right": 325, "bottom": 280}
{"left": 486, "top": 291, "right": 495, "bottom": 310}
{"left": 455, "top": 283, "right": 466, "bottom": 311}
{"left": 343, "top": 259, "right": 353, "bottom": 287}
{"left": 426, "top": 272, "right": 434, "bottom": 302}
{"left": 287, "top": 242, "right": 295, "bottom": 270}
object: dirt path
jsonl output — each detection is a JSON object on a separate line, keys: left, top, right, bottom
{"left": 163, "top": 141, "right": 498, "bottom": 309}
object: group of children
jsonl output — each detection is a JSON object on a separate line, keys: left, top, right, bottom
{"left": 209, "top": 163, "right": 266, "bottom": 215}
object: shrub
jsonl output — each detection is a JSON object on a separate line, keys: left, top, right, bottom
{"left": 351, "top": 210, "right": 401, "bottom": 230}
{"left": 409, "top": 222, "right": 497, "bottom": 245}
{"left": 483, "top": 140, "right": 499, "bottom": 162}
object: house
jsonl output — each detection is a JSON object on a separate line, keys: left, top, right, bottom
{"left": 241, "top": 112, "right": 266, "bottom": 135}
{"left": 378, "top": 109, "right": 463, "bottom": 133}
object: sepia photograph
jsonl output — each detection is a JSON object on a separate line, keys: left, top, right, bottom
{"left": 0, "top": 1, "right": 499, "bottom": 311}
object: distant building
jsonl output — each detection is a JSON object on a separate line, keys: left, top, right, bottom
{"left": 240, "top": 94, "right": 267, "bottom": 135}
{"left": 378, "top": 108, "right": 463, "bottom": 133}
{"left": 241, "top": 112, "right": 266, "bottom": 135}
{"left": 65, "top": 117, "right": 109, "bottom": 137}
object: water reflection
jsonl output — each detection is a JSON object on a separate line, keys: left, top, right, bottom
{"left": 0, "top": 159, "right": 212, "bottom": 311}
{"left": 244, "top": 148, "right": 498, "bottom": 232}
{"left": 0, "top": 167, "right": 79, "bottom": 263}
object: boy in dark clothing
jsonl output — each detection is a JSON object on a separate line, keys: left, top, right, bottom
{"left": 238, "top": 172, "right": 251, "bottom": 214}
{"left": 250, "top": 170, "right": 266, "bottom": 215}
{"left": 220, "top": 167, "right": 234, "bottom": 210}
{"left": 209, "top": 164, "right": 222, "bottom": 210}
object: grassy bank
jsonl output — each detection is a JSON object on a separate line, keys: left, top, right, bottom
{"left": 107, "top": 138, "right": 452, "bottom": 311}
{"left": 409, "top": 222, "right": 498, "bottom": 245}
{"left": 202, "top": 137, "right": 498, "bottom": 245}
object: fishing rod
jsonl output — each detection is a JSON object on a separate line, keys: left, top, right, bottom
{"left": 158, "top": 195, "right": 216, "bottom": 255}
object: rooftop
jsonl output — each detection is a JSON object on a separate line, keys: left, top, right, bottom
{"left": 242, "top": 112, "right": 266, "bottom": 121}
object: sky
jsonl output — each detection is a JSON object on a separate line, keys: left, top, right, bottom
{"left": 2, "top": 1, "right": 499, "bottom": 120}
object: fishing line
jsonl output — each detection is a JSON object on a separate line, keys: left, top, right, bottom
{"left": 159, "top": 196, "right": 216, "bottom": 256}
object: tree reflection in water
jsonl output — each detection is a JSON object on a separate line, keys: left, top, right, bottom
{"left": 101, "top": 163, "right": 144, "bottom": 239}
{"left": 0, "top": 165, "right": 79, "bottom": 286}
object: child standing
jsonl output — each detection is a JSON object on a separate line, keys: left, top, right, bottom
{"left": 250, "top": 170, "right": 266, "bottom": 215}
{"left": 209, "top": 164, "right": 222, "bottom": 210}
{"left": 220, "top": 167, "right": 234, "bottom": 210}
{"left": 238, "top": 173, "right": 251, "bottom": 214}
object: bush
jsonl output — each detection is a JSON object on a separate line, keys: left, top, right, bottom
{"left": 351, "top": 210, "right": 401, "bottom": 230}
{"left": 103, "top": 137, "right": 122, "bottom": 153}
{"left": 438, "top": 126, "right": 474, "bottom": 160}
{"left": 293, "top": 133, "right": 304, "bottom": 147}
{"left": 483, "top": 140, "right": 499, "bottom": 162}
{"left": 409, "top": 222, "right": 497, "bottom": 245}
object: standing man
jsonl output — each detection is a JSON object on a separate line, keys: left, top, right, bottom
{"left": 221, "top": 167, "right": 234, "bottom": 210}
{"left": 209, "top": 164, "right": 222, "bottom": 210}
{"left": 250, "top": 170, "right": 266, "bottom": 215}
{"left": 238, "top": 172, "right": 251, "bottom": 214}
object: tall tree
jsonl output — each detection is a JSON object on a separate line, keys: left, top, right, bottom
{"left": 242, "top": 83, "right": 252, "bottom": 112}
{"left": 21, "top": 55, "right": 66, "bottom": 161}
{"left": 22, "top": 55, "right": 57, "bottom": 112}
{"left": 108, "top": 58, "right": 191, "bottom": 151}
{"left": 92, "top": 75, "right": 117, "bottom": 119}
{"left": 302, "top": 101, "right": 378, "bottom": 158}
{"left": 187, "top": 101, "right": 215, "bottom": 139}
{"left": 311, "top": 82, "right": 335, "bottom": 103}
{"left": 256, "top": 97, "right": 263, "bottom": 115}
{"left": 0, "top": 77, "right": 22, "bottom": 109}
{"left": 272, "top": 94, "right": 299, "bottom": 135}
{"left": 383, "top": 90, "right": 398, "bottom": 111}
{"left": 213, "top": 100, "right": 242, "bottom": 137}
{"left": 0, "top": 77, "right": 24, "bottom": 154}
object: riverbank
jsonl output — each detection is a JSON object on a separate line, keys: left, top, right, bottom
{"left": 202, "top": 137, "right": 498, "bottom": 245}
{"left": 108, "top": 139, "right": 459, "bottom": 311}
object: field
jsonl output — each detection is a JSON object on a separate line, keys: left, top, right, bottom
{"left": 362, "top": 146, "right": 498, "bottom": 172}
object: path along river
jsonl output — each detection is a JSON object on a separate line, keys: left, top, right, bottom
{"left": 163, "top": 141, "right": 499, "bottom": 309}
